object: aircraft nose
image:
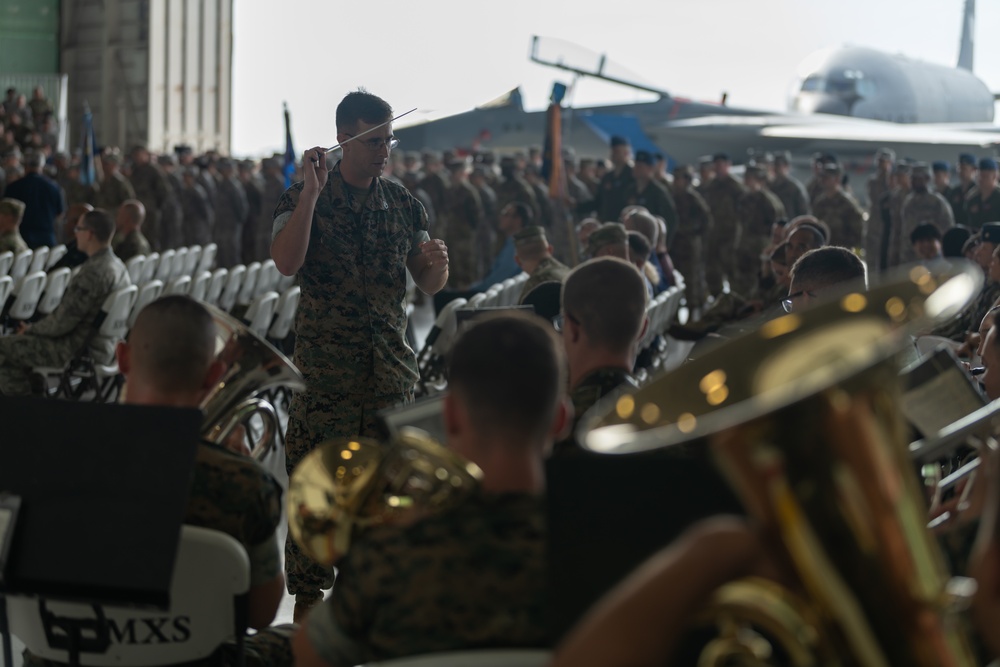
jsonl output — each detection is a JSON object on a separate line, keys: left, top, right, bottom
{"left": 792, "top": 93, "right": 850, "bottom": 117}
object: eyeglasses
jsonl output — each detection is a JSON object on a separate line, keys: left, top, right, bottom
{"left": 781, "top": 289, "right": 816, "bottom": 313}
{"left": 345, "top": 133, "right": 399, "bottom": 152}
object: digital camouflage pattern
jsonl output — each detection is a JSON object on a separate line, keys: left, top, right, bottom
{"left": 519, "top": 255, "right": 569, "bottom": 303}
{"left": 734, "top": 188, "right": 785, "bottom": 296}
{"left": 703, "top": 174, "right": 746, "bottom": 295}
{"left": 438, "top": 180, "right": 484, "bottom": 289}
{"left": 0, "top": 228, "right": 28, "bottom": 254}
{"left": 94, "top": 171, "right": 136, "bottom": 214}
{"left": 0, "top": 247, "right": 130, "bottom": 395}
{"left": 112, "top": 229, "right": 151, "bottom": 262}
{"left": 812, "top": 189, "right": 866, "bottom": 252}
{"left": 553, "top": 367, "right": 639, "bottom": 456}
{"left": 671, "top": 184, "right": 712, "bottom": 308}
{"left": 964, "top": 185, "right": 1000, "bottom": 230}
{"left": 769, "top": 174, "right": 810, "bottom": 219}
{"left": 629, "top": 179, "right": 678, "bottom": 242}
{"left": 306, "top": 492, "right": 547, "bottom": 666}
{"left": 867, "top": 172, "right": 892, "bottom": 217}
{"left": 894, "top": 190, "right": 954, "bottom": 266}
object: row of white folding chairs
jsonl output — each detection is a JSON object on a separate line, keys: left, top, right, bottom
{"left": 126, "top": 243, "right": 218, "bottom": 286}
{"left": 1, "top": 267, "right": 76, "bottom": 331}
{"left": 637, "top": 281, "right": 686, "bottom": 351}
{"left": 0, "top": 244, "right": 69, "bottom": 282}
{"left": 478, "top": 272, "right": 530, "bottom": 309}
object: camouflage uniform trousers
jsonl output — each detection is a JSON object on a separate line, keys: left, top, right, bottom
{"left": 283, "top": 387, "right": 413, "bottom": 602}
{"left": 706, "top": 236, "right": 737, "bottom": 297}
{"left": 0, "top": 335, "right": 69, "bottom": 396}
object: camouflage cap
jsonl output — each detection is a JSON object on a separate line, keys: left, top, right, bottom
{"left": 773, "top": 151, "right": 792, "bottom": 165}
{"left": 587, "top": 222, "right": 628, "bottom": 255}
{"left": 875, "top": 147, "right": 896, "bottom": 161}
{"left": 910, "top": 162, "right": 930, "bottom": 177}
{"left": 514, "top": 225, "right": 548, "bottom": 248}
{"left": 156, "top": 154, "right": 177, "bottom": 166}
{"left": 893, "top": 162, "right": 912, "bottom": 175}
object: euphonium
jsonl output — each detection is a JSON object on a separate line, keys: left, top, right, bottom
{"left": 287, "top": 426, "right": 483, "bottom": 565}
{"left": 580, "top": 263, "right": 984, "bottom": 666}
{"left": 200, "top": 303, "right": 306, "bottom": 460}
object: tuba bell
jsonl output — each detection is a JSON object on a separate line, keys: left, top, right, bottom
{"left": 199, "top": 303, "right": 306, "bottom": 459}
{"left": 287, "top": 426, "right": 483, "bottom": 565}
{"left": 579, "top": 262, "right": 984, "bottom": 666}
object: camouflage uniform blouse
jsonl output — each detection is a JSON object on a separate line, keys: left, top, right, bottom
{"left": 273, "top": 162, "right": 429, "bottom": 396}
{"left": 305, "top": 493, "right": 547, "bottom": 665}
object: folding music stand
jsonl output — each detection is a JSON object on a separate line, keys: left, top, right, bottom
{"left": 0, "top": 397, "right": 201, "bottom": 666}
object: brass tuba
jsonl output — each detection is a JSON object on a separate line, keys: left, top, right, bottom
{"left": 287, "top": 426, "right": 483, "bottom": 565}
{"left": 199, "top": 303, "right": 306, "bottom": 460}
{"left": 580, "top": 263, "right": 984, "bottom": 666}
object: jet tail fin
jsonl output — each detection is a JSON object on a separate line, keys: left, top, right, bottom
{"left": 957, "top": 0, "right": 975, "bottom": 70}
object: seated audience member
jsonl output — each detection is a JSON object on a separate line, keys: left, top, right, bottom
{"left": 930, "top": 223, "right": 1000, "bottom": 343}
{"left": 782, "top": 245, "right": 866, "bottom": 313}
{"left": 23, "top": 295, "right": 290, "bottom": 666}
{"left": 784, "top": 222, "right": 827, "bottom": 268}
{"left": 942, "top": 225, "right": 973, "bottom": 258}
{"left": 473, "top": 201, "right": 531, "bottom": 291}
{"left": 0, "top": 197, "right": 28, "bottom": 254}
{"left": 554, "top": 257, "right": 647, "bottom": 455}
{"left": 292, "top": 312, "right": 567, "bottom": 666}
{"left": 50, "top": 203, "right": 93, "bottom": 270}
{"left": 112, "top": 198, "right": 151, "bottom": 262}
{"left": 516, "top": 225, "right": 570, "bottom": 303}
{"left": 587, "top": 222, "right": 630, "bottom": 261}
{"left": 910, "top": 222, "right": 946, "bottom": 267}
{"left": 623, "top": 209, "right": 670, "bottom": 290}
{"left": 0, "top": 209, "right": 130, "bottom": 396}
{"left": 626, "top": 230, "right": 657, "bottom": 298}
{"left": 576, "top": 218, "right": 600, "bottom": 259}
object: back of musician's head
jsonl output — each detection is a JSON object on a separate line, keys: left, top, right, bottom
{"left": 563, "top": 257, "right": 648, "bottom": 354}
{"left": 127, "top": 296, "right": 217, "bottom": 395}
{"left": 790, "top": 246, "right": 866, "bottom": 294}
{"left": 336, "top": 88, "right": 392, "bottom": 133}
{"left": 448, "top": 312, "right": 565, "bottom": 443}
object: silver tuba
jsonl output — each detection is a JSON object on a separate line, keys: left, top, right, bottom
{"left": 199, "top": 303, "right": 306, "bottom": 459}
{"left": 580, "top": 263, "right": 984, "bottom": 666}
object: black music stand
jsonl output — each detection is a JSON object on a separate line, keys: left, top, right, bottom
{"left": 0, "top": 397, "right": 201, "bottom": 666}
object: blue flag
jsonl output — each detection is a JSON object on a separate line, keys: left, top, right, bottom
{"left": 80, "top": 102, "right": 98, "bottom": 186}
{"left": 283, "top": 102, "right": 296, "bottom": 188}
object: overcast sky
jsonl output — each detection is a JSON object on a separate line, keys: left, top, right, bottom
{"left": 230, "top": 0, "right": 1000, "bottom": 157}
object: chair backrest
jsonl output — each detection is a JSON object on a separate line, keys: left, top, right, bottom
{"left": 125, "top": 255, "right": 146, "bottom": 285}
{"left": 46, "top": 244, "right": 68, "bottom": 269}
{"left": 165, "top": 275, "right": 192, "bottom": 296}
{"left": 242, "top": 291, "right": 279, "bottom": 338}
{"left": 276, "top": 272, "right": 295, "bottom": 293}
{"left": 204, "top": 268, "right": 229, "bottom": 306}
{"left": 189, "top": 271, "right": 212, "bottom": 302}
{"left": 8, "top": 525, "right": 250, "bottom": 667}
{"left": 0, "top": 250, "right": 13, "bottom": 276}
{"left": 429, "top": 297, "right": 469, "bottom": 357}
{"left": 267, "top": 285, "right": 300, "bottom": 340}
{"left": 464, "top": 292, "right": 488, "bottom": 309}
{"left": 236, "top": 262, "right": 261, "bottom": 307}
{"left": 255, "top": 259, "right": 278, "bottom": 297}
{"left": 8, "top": 271, "right": 47, "bottom": 320}
{"left": 0, "top": 275, "right": 12, "bottom": 309}
{"left": 358, "top": 650, "right": 551, "bottom": 667}
{"left": 128, "top": 280, "right": 164, "bottom": 328}
{"left": 217, "top": 265, "right": 245, "bottom": 312}
{"left": 184, "top": 245, "right": 202, "bottom": 276}
{"left": 154, "top": 249, "right": 176, "bottom": 282}
{"left": 10, "top": 249, "right": 33, "bottom": 282}
{"left": 171, "top": 247, "right": 188, "bottom": 280}
{"left": 97, "top": 285, "right": 139, "bottom": 340}
{"left": 480, "top": 286, "right": 502, "bottom": 308}
{"left": 28, "top": 246, "right": 49, "bottom": 273}
{"left": 139, "top": 252, "right": 160, "bottom": 284}
{"left": 37, "top": 267, "right": 72, "bottom": 316}
{"left": 196, "top": 242, "right": 217, "bottom": 274}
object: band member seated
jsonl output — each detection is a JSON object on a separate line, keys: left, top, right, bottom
{"left": 292, "top": 313, "right": 568, "bottom": 667}
{"left": 782, "top": 245, "right": 866, "bottom": 313}
{"left": 553, "top": 257, "right": 647, "bottom": 455}
{"left": 22, "top": 295, "right": 292, "bottom": 667}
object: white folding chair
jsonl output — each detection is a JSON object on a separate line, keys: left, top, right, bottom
{"left": 28, "top": 246, "right": 49, "bottom": 273}
{"left": 5, "top": 271, "right": 47, "bottom": 325}
{"left": 185, "top": 244, "right": 202, "bottom": 276}
{"left": 496, "top": 277, "right": 518, "bottom": 307}
{"left": 242, "top": 290, "right": 279, "bottom": 338}
{"left": 8, "top": 525, "right": 250, "bottom": 666}
{"left": 46, "top": 244, "right": 67, "bottom": 269}
{"left": 9, "top": 249, "right": 33, "bottom": 282}
{"left": 196, "top": 242, "right": 217, "bottom": 274}
{"left": 414, "top": 297, "right": 468, "bottom": 395}
{"left": 217, "top": 265, "right": 245, "bottom": 312}
{"left": 0, "top": 275, "right": 12, "bottom": 312}
{"left": 171, "top": 247, "right": 189, "bottom": 279}
{"left": 165, "top": 275, "right": 192, "bottom": 296}
{"left": 0, "top": 250, "right": 13, "bottom": 276}
{"left": 236, "top": 261, "right": 261, "bottom": 307}
{"left": 267, "top": 286, "right": 300, "bottom": 342}
{"left": 139, "top": 252, "right": 160, "bottom": 284}
{"left": 189, "top": 271, "right": 212, "bottom": 302}
{"left": 276, "top": 272, "right": 296, "bottom": 292}
{"left": 357, "top": 650, "right": 551, "bottom": 667}
{"left": 36, "top": 267, "right": 72, "bottom": 316}
{"left": 480, "top": 286, "right": 502, "bottom": 308}
{"left": 128, "top": 280, "right": 164, "bottom": 328}
{"left": 204, "top": 268, "right": 229, "bottom": 306}
{"left": 464, "top": 292, "right": 489, "bottom": 310}
{"left": 154, "top": 249, "right": 176, "bottom": 283}
{"left": 125, "top": 255, "right": 146, "bottom": 285}
{"left": 253, "top": 259, "right": 276, "bottom": 297}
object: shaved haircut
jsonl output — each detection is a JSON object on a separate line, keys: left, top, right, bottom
{"left": 562, "top": 257, "right": 648, "bottom": 353}
{"left": 129, "top": 295, "right": 217, "bottom": 394}
{"left": 120, "top": 199, "right": 146, "bottom": 225}
{"left": 790, "top": 246, "right": 866, "bottom": 292}
{"left": 516, "top": 236, "right": 550, "bottom": 263}
{"left": 624, "top": 210, "right": 658, "bottom": 248}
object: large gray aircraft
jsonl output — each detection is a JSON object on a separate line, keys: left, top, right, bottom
{"left": 395, "top": 1, "right": 1000, "bottom": 172}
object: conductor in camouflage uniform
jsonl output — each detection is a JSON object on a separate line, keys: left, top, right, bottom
{"left": 702, "top": 152, "right": 746, "bottom": 296}
{"left": 270, "top": 90, "right": 449, "bottom": 619}
{"left": 965, "top": 158, "right": 1000, "bottom": 231}
{"left": 893, "top": 163, "right": 954, "bottom": 267}
{"left": 515, "top": 225, "right": 570, "bottom": 302}
{"left": 0, "top": 209, "right": 130, "bottom": 395}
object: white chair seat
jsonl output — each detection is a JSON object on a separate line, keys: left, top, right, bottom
{"left": 165, "top": 275, "right": 192, "bottom": 296}
{"left": 171, "top": 247, "right": 189, "bottom": 280}
{"left": 236, "top": 261, "right": 261, "bottom": 307}
{"left": 204, "top": 268, "right": 228, "bottom": 306}
{"left": 242, "top": 291, "right": 279, "bottom": 338}
{"left": 28, "top": 246, "right": 49, "bottom": 273}
{"left": 9, "top": 249, "right": 33, "bottom": 282}
{"left": 189, "top": 271, "right": 212, "bottom": 302}
{"left": 46, "top": 244, "right": 67, "bottom": 269}
{"left": 154, "top": 249, "right": 176, "bottom": 283}
{"left": 218, "top": 265, "right": 246, "bottom": 312}
{"left": 184, "top": 245, "right": 202, "bottom": 276}
{"left": 37, "top": 267, "right": 72, "bottom": 316}
{"left": 125, "top": 255, "right": 146, "bottom": 284}
{"left": 6, "top": 271, "right": 47, "bottom": 322}
{"left": 196, "top": 243, "right": 217, "bottom": 274}
{"left": 139, "top": 252, "right": 160, "bottom": 284}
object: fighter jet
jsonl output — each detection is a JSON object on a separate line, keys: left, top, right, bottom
{"left": 395, "top": 0, "right": 1000, "bottom": 170}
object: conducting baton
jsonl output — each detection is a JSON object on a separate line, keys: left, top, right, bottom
{"left": 323, "top": 108, "right": 417, "bottom": 154}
